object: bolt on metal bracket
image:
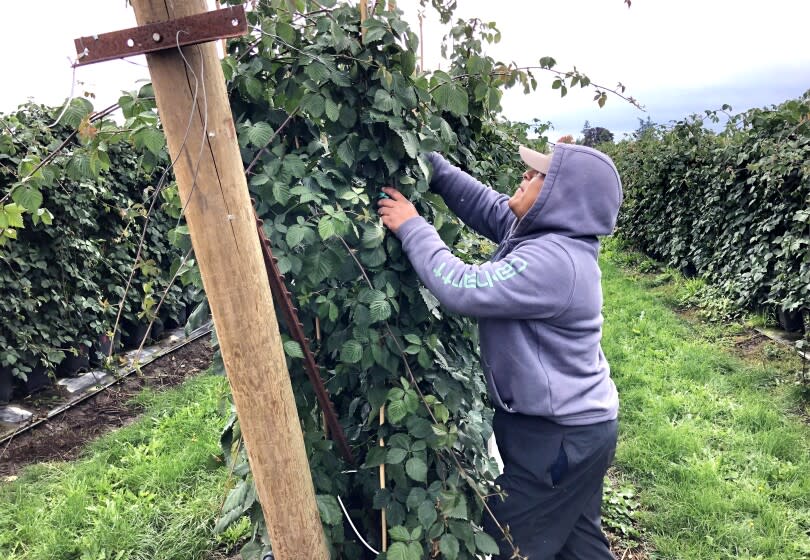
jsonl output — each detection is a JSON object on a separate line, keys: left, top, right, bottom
{"left": 73, "top": 5, "right": 247, "bottom": 67}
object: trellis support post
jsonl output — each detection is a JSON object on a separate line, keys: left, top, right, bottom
{"left": 83, "top": 1, "right": 331, "bottom": 557}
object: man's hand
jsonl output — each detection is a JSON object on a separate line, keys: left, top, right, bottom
{"left": 377, "top": 187, "right": 419, "bottom": 233}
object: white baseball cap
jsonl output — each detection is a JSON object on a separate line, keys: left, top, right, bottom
{"left": 519, "top": 145, "right": 552, "bottom": 175}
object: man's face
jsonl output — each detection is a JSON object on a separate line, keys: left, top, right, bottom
{"left": 508, "top": 169, "right": 545, "bottom": 219}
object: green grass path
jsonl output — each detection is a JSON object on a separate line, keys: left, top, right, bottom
{"left": 1, "top": 248, "right": 809, "bottom": 559}
{"left": 601, "top": 248, "right": 810, "bottom": 559}
{"left": 0, "top": 374, "right": 235, "bottom": 560}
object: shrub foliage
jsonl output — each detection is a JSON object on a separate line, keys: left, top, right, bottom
{"left": 604, "top": 93, "right": 810, "bottom": 315}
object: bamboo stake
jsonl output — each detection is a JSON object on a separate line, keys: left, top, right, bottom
{"left": 360, "top": 0, "right": 368, "bottom": 42}
{"left": 128, "top": 2, "right": 328, "bottom": 558}
{"left": 380, "top": 404, "right": 387, "bottom": 552}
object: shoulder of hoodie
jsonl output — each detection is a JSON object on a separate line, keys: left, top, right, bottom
{"left": 509, "top": 233, "right": 577, "bottom": 278}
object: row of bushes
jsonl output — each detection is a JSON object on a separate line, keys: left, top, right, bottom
{"left": 0, "top": 102, "right": 193, "bottom": 399}
{"left": 604, "top": 92, "right": 810, "bottom": 320}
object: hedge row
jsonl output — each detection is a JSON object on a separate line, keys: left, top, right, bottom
{"left": 604, "top": 91, "right": 810, "bottom": 315}
{"left": 0, "top": 102, "right": 192, "bottom": 392}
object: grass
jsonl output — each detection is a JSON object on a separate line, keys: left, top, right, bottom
{"left": 1, "top": 241, "right": 809, "bottom": 559}
{"left": 0, "top": 373, "right": 243, "bottom": 560}
{"left": 601, "top": 241, "right": 810, "bottom": 559}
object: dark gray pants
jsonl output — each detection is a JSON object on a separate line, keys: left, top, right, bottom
{"left": 483, "top": 409, "right": 618, "bottom": 560}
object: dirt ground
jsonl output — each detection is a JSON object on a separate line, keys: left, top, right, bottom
{"left": 0, "top": 338, "right": 213, "bottom": 478}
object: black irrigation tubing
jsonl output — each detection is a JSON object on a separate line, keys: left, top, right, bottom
{"left": 0, "top": 322, "right": 213, "bottom": 448}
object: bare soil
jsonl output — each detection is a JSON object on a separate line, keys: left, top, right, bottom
{"left": 0, "top": 338, "right": 212, "bottom": 478}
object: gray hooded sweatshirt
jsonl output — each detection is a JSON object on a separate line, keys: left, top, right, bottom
{"left": 395, "top": 144, "right": 622, "bottom": 425}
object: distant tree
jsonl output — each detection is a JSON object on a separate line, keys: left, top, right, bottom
{"left": 556, "top": 134, "right": 575, "bottom": 144}
{"left": 634, "top": 116, "right": 656, "bottom": 138}
{"left": 581, "top": 121, "right": 614, "bottom": 147}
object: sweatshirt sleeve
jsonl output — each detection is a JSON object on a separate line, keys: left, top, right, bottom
{"left": 427, "top": 153, "right": 514, "bottom": 244}
{"left": 396, "top": 217, "right": 574, "bottom": 319}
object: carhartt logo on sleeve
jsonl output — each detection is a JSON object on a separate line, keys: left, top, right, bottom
{"left": 433, "top": 257, "right": 528, "bottom": 288}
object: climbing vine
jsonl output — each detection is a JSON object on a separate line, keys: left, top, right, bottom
{"left": 204, "top": 1, "right": 634, "bottom": 559}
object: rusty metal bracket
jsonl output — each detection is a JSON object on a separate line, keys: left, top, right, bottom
{"left": 73, "top": 5, "right": 247, "bottom": 67}
{"left": 253, "top": 206, "right": 357, "bottom": 466}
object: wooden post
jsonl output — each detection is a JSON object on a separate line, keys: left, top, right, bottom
{"left": 129, "top": 2, "right": 329, "bottom": 558}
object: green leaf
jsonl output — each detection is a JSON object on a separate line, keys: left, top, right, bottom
{"left": 386, "top": 542, "right": 410, "bottom": 560}
{"left": 440, "top": 534, "right": 460, "bottom": 560}
{"left": 364, "top": 445, "right": 386, "bottom": 467}
{"left": 387, "top": 399, "right": 408, "bottom": 424}
{"left": 301, "top": 93, "right": 325, "bottom": 118}
{"left": 396, "top": 130, "right": 419, "bottom": 159}
{"left": 438, "top": 118, "right": 457, "bottom": 144}
{"left": 315, "top": 494, "right": 342, "bottom": 525}
{"left": 283, "top": 155, "right": 307, "bottom": 178}
{"left": 363, "top": 20, "right": 388, "bottom": 44}
{"left": 389, "top": 525, "right": 411, "bottom": 542}
{"left": 286, "top": 225, "right": 308, "bottom": 248}
{"left": 133, "top": 126, "right": 165, "bottom": 156}
{"left": 419, "top": 286, "right": 441, "bottom": 319}
{"left": 441, "top": 492, "right": 468, "bottom": 519}
{"left": 417, "top": 499, "right": 437, "bottom": 529}
{"left": 358, "top": 288, "right": 386, "bottom": 304}
{"left": 317, "top": 216, "right": 336, "bottom": 240}
{"left": 369, "top": 299, "right": 391, "bottom": 322}
{"left": 12, "top": 185, "right": 43, "bottom": 212}
{"left": 407, "top": 542, "right": 423, "bottom": 559}
{"left": 247, "top": 122, "right": 274, "bottom": 147}
{"left": 60, "top": 98, "right": 93, "bottom": 128}
{"left": 4, "top": 203, "right": 25, "bottom": 228}
{"left": 404, "top": 334, "right": 422, "bottom": 345}
{"left": 325, "top": 98, "right": 340, "bottom": 122}
{"left": 361, "top": 224, "right": 384, "bottom": 248}
{"left": 340, "top": 340, "right": 363, "bottom": 363}
{"left": 386, "top": 447, "right": 408, "bottom": 464}
{"left": 283, "top": 340, "right": 304, "bottom": 359}
{"left": 433, "top": 84, "right": 468, "bottom": 117}
{"left": 447, "top": 87, "right": 469, "bottom": 116}
{"left": 337, "top": 138, "right": 356, "bottom": 167}
{"left": 474, "top": 532, "right": 500, "bottom": 554}
{"left": 271, "top": 182, "right": 292, "bottom": 206}
{"left": 405, "top": 457, "right": 427, "bottom": 482}
{"left": 374, "top": 89, "right": 396, "bottom": 113}
{"left": 339, "top": 104, "right": 357, "bottom": 128}
{"left": 305, "top": 61, "right": 331, "bottom": 83}
{"left": 244, "top": 76, "right": 263, "bottom": 100}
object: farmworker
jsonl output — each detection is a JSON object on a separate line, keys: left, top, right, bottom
{"left": 377, "top": 142, "right": 623, "bottom": 559}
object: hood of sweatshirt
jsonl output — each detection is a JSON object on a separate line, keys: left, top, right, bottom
{"left": 513, "top": 143, "right": 623, "bottom": 239}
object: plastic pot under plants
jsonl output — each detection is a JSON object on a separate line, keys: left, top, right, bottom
{"left": 17, "top": 363, "right": 52, "bottom": 396}
{"left": 162, "top": 306, "right": 188, "bottom": 330}
{"left": 122, "top": 318, "right": 165, "bottom": 349}
{"left": 122, "top": 322, "right": 151, "bottom": 349}
{"left": 777, "top": 308, "right": 804, "bottom": 333}
{"left": 0, "top": 367, "right": 14, "bottom": 404}
{"left": 91, "top": 332, "right": 122, "bottom": 365}
{"left": 56, "top": 344, "right": 91, "bottom": 378}
{"left": 150, "top": 317, "right": 165, "bottom": 342}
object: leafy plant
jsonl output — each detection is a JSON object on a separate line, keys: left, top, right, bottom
{"left": 0, "top": 96, "right": 191, "bottom": 382}
{"left": 207, "top": 0, "right": 597, "bottom": 558}
{"left": 604, "top": 91, "right": 810, "bottom": 321}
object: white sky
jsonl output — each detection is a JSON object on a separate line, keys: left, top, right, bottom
{"left": 2, "top": 0, "right": 808, "bottom": 137}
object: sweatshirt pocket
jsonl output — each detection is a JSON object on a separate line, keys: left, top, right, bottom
{"left": 485, "top": 369, "right": 514, "bottom": 412}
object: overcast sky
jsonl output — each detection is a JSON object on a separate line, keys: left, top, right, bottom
{"left": 2, "top": 0, "right": 808, "bottom": 139}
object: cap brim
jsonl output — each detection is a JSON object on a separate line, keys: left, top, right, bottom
{"left": 519, "top": 145, "right": 551, "bottom": 175}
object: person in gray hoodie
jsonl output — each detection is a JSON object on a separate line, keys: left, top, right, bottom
{"left": 377, "top": 142, "right": 623, "bottom": 559}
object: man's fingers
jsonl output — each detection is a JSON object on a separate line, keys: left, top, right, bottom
{"left": 377, "top": 198, "right": 397, "bottom": 208}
